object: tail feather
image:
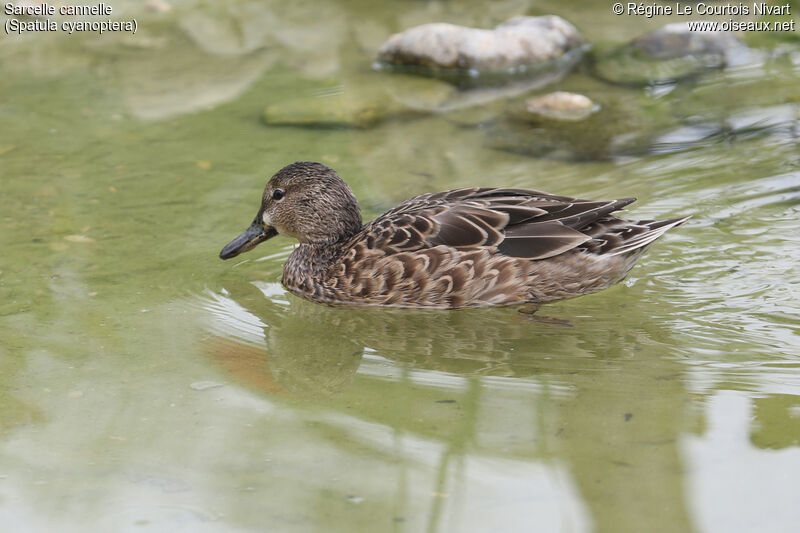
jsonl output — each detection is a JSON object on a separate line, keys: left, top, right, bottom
{"left": 605, "top": 216, "right": 690, "bottom": 256}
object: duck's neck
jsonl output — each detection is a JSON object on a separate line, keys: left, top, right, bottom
{"left": 281, "top": 236, "right": 352, "bottom": 301}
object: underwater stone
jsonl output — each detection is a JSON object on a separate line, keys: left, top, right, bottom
{"left": 593, "top": 21, "right": 747, "bottom": 85}
{"left": 490, "top": 92, "right": 680, "bottom": 162}
{"left": 264, "top": 95, "right": 395, "bottom": 128}
{"left": 263, "top": 75, "right": 457, "bottom": 128}
{"left": 376, "top": 15, "right": 585, "bottom": 76}
{"left": 524, "top": 91, "right": 598, "bottom": 121}
{"left": 631, "top": 22, "right": 743, "bottom": 60}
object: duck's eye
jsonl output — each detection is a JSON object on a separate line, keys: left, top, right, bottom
{"left": 272, "top": 189, "right": 285, "bottom": 201}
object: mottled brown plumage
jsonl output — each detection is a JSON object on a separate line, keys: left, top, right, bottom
{"left": 220, "top": 162, "right": 689, "bottom": 308}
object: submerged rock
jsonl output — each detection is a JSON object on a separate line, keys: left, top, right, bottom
{"left": 264, "top": 94, "right": 398, "bottom": 128}
{"left": 263, "top": 74, "right": 457, "bottom": 128}
{"left": 631, "top": 22, "right": 742, "bottom": 59}
{"left": 376, "top": 15, "right": 586, "bottom": 84}
{"left": 491, "top": 93, "right": 677, "bottom": 161}
{"left": 593, "top": 22, "right": 747, "bottom": 85}
{"left": 264, "top": 92, "right": 398, "bottom": 129}
{"left": 523, "top": 91, "right": 598, "bottom": 121}
{"left": 262, "top": 73, "right": 586, "bottom": 128}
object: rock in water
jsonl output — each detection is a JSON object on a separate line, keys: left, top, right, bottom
{"left": 593, "top": 21, "right": 747, "bottom": 85}
{"left": 490, "top": 92, "right": 678, "bottom": 162}
{"left": 263, "top": 74, "right": 457, "bottom": 128}
{"left": 376, "top": 15, "right": 585, "bottom": 82}
{"left": 524, "top": 91, "right": 599, "bottom": 121}
{"left": 631, "top": 22, "right": 742, "bottom": 60}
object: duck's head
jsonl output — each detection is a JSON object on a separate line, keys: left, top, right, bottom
{"left": 219, "top": 161, "right": 362, "bottom": 260}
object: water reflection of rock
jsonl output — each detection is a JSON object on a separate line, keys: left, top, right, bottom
{"left": 119, "top": 44, "right": 277, "bottom": 121}
{"left": 0, "top": 0, "right": 555, "bottom": 122}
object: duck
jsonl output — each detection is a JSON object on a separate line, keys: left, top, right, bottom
{"left": 220, "top": 161, "right": 688, "bottom": 308}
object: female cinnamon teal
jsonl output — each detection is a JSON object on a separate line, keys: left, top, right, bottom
{"left": 220, "top": 162, "right": 688, "bottom": 308}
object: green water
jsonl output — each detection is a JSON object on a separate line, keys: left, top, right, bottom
{"left": 1, "top": 1, "right": 799, "bottom": 532}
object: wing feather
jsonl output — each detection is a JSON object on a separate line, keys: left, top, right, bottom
{"left": 499, "top": 222, "right": 592, "bottom": 259}
{"left": 357, "top": 187, "right": 650, "bottom": 260}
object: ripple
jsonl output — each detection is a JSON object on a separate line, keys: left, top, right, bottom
{"left": 193, "top": 289, "right": 267, "bottom": 346}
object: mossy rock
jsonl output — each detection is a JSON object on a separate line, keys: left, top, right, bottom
{"left": 263, "top": 74, "right": 456, "bottom": 128}
{"left": 490, "top": 94, "right": 678, "bottom": 161}
{"left": 592, "top": 22, "right": 746, "bottom": 86}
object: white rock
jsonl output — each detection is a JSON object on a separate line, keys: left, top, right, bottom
{"left": 524, "top": 91, "right": 598, "bottom": 121}
{"left": 377, "top": 15, "right": 585, "bottom": 74}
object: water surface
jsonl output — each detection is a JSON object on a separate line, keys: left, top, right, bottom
{"left": 1, "top": 1, "right": 799, "bottom": 532}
